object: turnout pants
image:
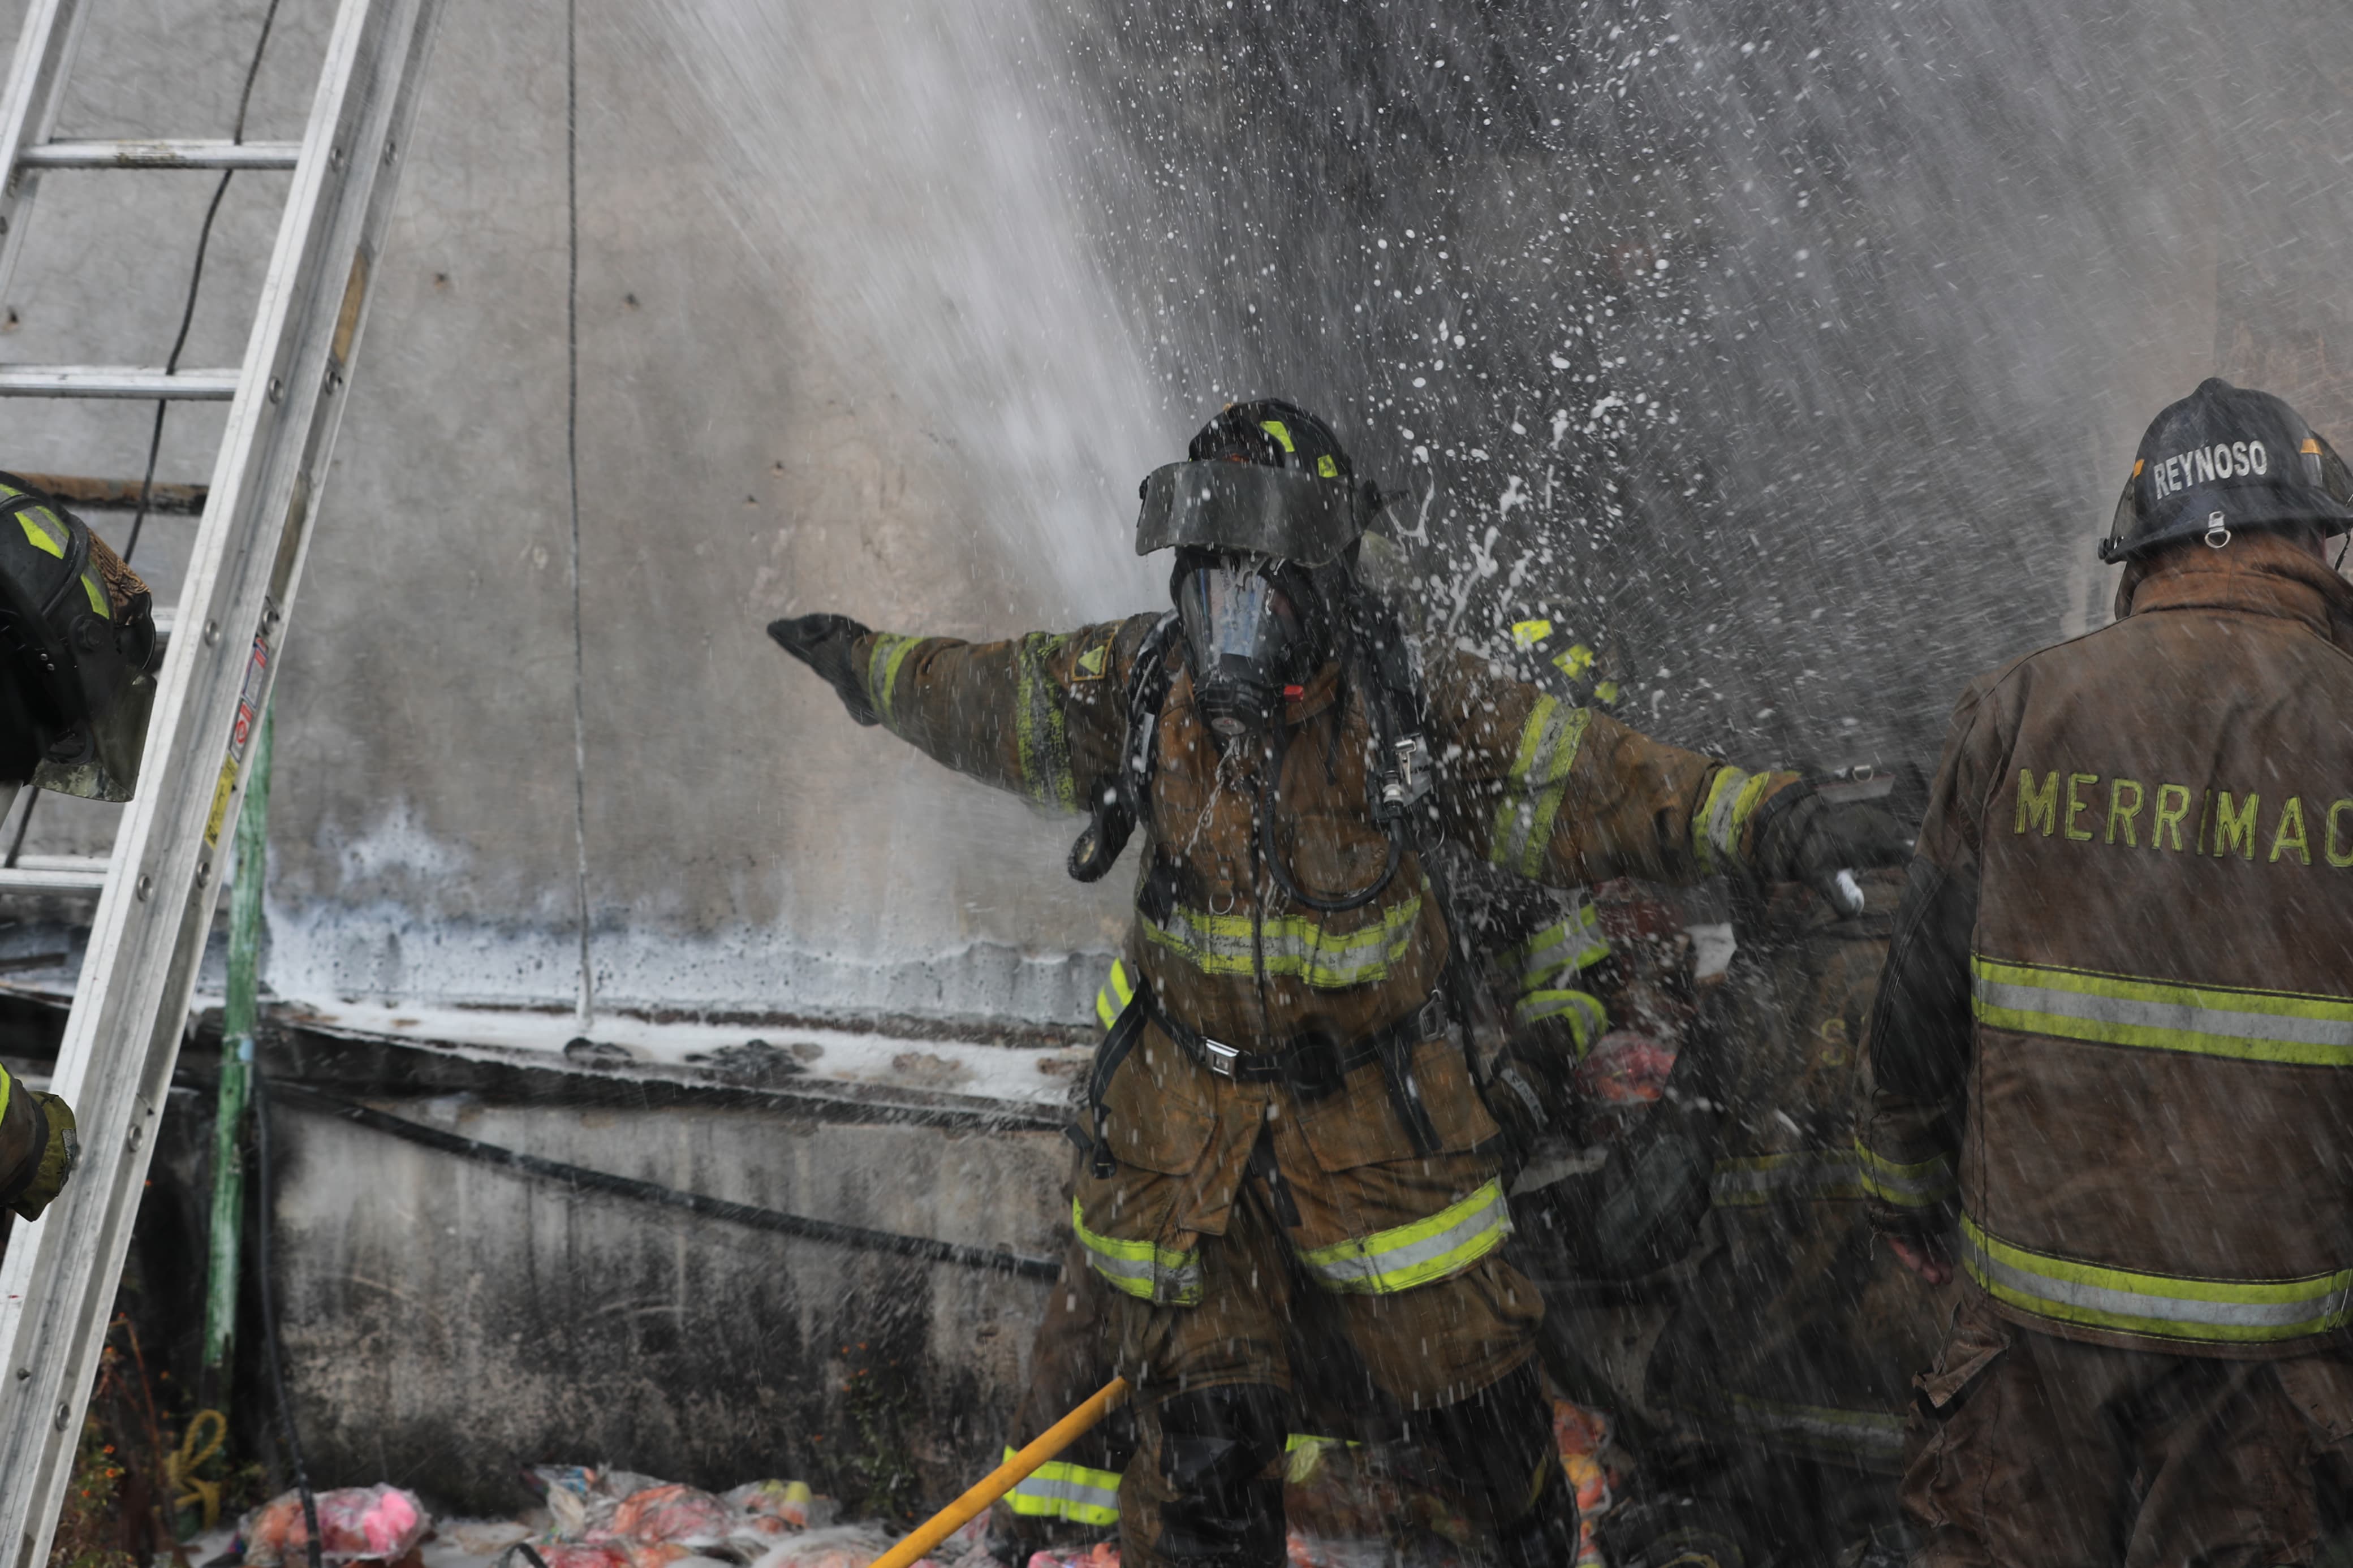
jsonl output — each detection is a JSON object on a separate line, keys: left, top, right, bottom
{"left": 1906, "top": 1293, "right": 2353, "bottom": 1567}
{"left": 1106, "top": 1156, "right": 1557, "bottom": 1568}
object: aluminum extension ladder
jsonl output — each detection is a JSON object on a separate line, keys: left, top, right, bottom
{"left": 0, "top": 0, "right": 445, "bottom": 1554}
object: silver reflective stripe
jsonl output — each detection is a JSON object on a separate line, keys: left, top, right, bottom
{"left": 1297, "top": 1182, "right": 1511, "bottom": 1292}
{"left": 1009, "top": 1466, "right": 1121, "bottom": 1521}
{"left": 1514, "top": 987, "right": 1606, "bottom": 1051}
{"left": 1139, "top": 893, "right": 1423, "bottom": 988}
{"left": 1078, "top": 1244, "right": 1202, "bottom": 1306}
{"left": 1700, "top": 767, "right": 1753, "bottom": 872}
{"left": 1972, "top": 958, "right": 2353, "bottom": 1064}
{"left": 1959, "top": 1222, "right": 2352, "bottom": 1334}
{"left": 1726, "top": 1394, "right": 1905, "bottom": 1467}
{"left": 1710, "top": 1150, "right": 1865, "bottom": 1207}
{"left": 1490, "top": 698, "right": 1591, "bottom": 876}
{"left": 1507, "top": 901, "right": 1608, "bottom": 989}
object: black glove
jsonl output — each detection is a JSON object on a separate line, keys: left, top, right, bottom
{"left": 766, "top": 614, "right": 880, "bottom": 727}
{"left": 10, "top": 1092, "right": 77, "bottom": 1221}
{"left": 1754, "top": 786, "right": 1914, "bottom": 908}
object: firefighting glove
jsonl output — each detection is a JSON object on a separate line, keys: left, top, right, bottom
{"left": 1753, "top": 785, "right": 1913, "bottom": 912}
{"left": 766, "top": 614, "right": 880, "bottom": 727}
{"left": 9, "top": 1092, "right": 78, "bottom": 1222}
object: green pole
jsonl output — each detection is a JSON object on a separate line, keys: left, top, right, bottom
{"left": 202, "top": 704, "right": 274, "bottom": 1399}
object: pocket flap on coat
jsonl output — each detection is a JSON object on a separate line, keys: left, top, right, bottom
{"left": 1293, "top": 1039, "right": 1499, "bottom": 1173}
{"left": 1099, "top": 1025, "right": 1217, "bottom": 1177}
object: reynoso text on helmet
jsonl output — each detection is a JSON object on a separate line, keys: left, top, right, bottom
{"left": 2149, "top": 440, "right": 2269, "bottom": 502}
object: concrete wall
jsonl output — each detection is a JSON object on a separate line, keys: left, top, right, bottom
{"left": 0, "top": 0, "right": 1166, "bottom": 1029}
{"left": 269, "top": 1086, "right": 1068, "bottom": 1512}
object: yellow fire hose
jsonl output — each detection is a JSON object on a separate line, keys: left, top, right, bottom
{"left": 868, "top": 1377, "right": 1130, "bottom": 1568}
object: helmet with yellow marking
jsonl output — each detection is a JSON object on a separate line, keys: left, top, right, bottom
{"left": 0, "top": 473, "right": 158, "bottom": 800}
{"left": 1134, "top": 399, "right": 1382, "bottom": 567}
{"left": 2100, "top": 378, "right": 2353, "bottom": 563}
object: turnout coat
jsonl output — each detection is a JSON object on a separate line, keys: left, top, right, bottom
{"left": 1863, "top": 539, "right": 2353, "bottom": 1359}
{"left": 848, "top": 613, "right": 1795, "bottom": 1391}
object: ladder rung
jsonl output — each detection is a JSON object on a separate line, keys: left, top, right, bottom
{"left": 0, "top": 857, "right": 109, "bottom": 896}
{"left": 0, "top": 367, "right": 238, "bottom": 399}
{"left": 19, "top": 139, "right": 301, "bottom": 170}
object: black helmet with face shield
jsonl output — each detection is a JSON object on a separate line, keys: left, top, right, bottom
{"left": 1137, "top": 399, "right": 1384, "bottom": 737}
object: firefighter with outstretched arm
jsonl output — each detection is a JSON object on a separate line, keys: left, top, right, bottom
{"left": 771, "top": 401, "right": 1907, "bottom": 1567}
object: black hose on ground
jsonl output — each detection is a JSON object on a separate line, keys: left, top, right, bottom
{"left": 269, "top": 1080, "right": 1061, "bottom": 1281}
{"left": 252, "top": 1069, "right": 324, "bottom": 1568}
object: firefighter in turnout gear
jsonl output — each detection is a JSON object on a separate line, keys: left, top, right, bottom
{"left": 1643, "top": 851, "right": 1957, "bottom": 1566}
{"left": 1862, "top": 378, "right": 2353, "bottom": 1564}
{"left": 0, "top": 472, "right": 160, "bottom": 802}
{"left": 772, "top": 399, "right": 1909, "bottom": 1567}
{"left": 0, "top": 472, "right": 157, "bottom": 1228}
{"left": 995, "top": 855, "right": 1681, "bottom": 1545}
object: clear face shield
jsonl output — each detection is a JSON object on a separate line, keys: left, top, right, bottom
{"left": 1173, "top": 552, "right": 1322, "bottom": 738}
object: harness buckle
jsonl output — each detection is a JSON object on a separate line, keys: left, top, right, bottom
{"left": 1416, "top": 992, "right": 1445, "bottom": 1042}
{"left": 1200, "top": 1037, "right": 1242, "bottom": 1077}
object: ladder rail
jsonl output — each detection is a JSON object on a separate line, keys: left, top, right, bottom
{"left": 0, "top": 0, "right": 446, "bottom": 1552}
{"left": 0, "top": 0, "right": 96, "bottom": 309}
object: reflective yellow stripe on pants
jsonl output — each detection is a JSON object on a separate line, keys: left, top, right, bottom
{"left": 1072, "top": 1198, "right": 1203, "bottom": 1306}
{"left": 1854, "top": 1138, "right": 1956, "bottom": 1212}
{"left": 1959, "top": 1212, "right": 2353, "bottom": 1346}
{"left": 1003, "top": 1448, "right": 1121, "bottom": 1526}
{"left": 1294, "top": 1180, "right": 1511, "bottom": 1295}
{"left": 1710, "top": 1149, "right": 1866, "bottom": 1208}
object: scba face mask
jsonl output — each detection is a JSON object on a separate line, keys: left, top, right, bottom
{"left": 1173, "top": 552, "right": 1328, "bottom": 737}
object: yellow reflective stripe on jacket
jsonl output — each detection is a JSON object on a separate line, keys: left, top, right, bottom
{"left": 864, "top": 634, "right": 923, "bottom": 724}
{"left": 1725, "top": 1393, "right": 1905, "bottom": 1470}
{"left": 1854, "top": 1139, "right": 1956, "bottom": 1211}
{"left": 1710, "top": 1149, "right": 1865, "bottom": 1208}
{"left": 1512, "top": 987, "right": 1606, "bottom": 1055}
{"left": 1015, "top": 632, "right": 1077, "bottom": 813}
{"left": 1693, "top": 766, "right": 1774, "bottom": 876}
{"left": 1002, "top": 1448, "right": 1121, "bottom": 1525}
{"left": 1294, "top": 1180, "right": 1510, "bottom": 1295}
{"left": 1072, "top": 1198, "right": 1202, "bottom": 1306}
{"left": 1970, "top": 954, "right": 2353, "bottom": 1068}
{"left": 1959, "top": 1212, "right": 2353, "bottom": 1345}
{"left": 0, "top": 1062, "right": 12, "bottom": 1125}
{"left": 1139, "top": 893, "right": 1422, "bottom": 989}
{"left": 1499, "top": 902, "right": 1608, "bottom": 992}
{"left": 1488, "top": 697, "right": 1592, "bottom": 877}
{"left": 1094, "top": 958, "right": 1136, "bottom": 1034}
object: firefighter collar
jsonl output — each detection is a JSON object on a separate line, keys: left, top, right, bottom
{"left": 2120, "top": 536, "right": 2353, "bottom": 642}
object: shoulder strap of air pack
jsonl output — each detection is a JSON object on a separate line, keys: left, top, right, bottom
{"left": 1066, "top": 611, "right": 1179, "bottom": 883}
